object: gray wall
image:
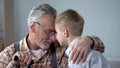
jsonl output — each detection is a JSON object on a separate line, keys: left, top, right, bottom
{"left": 0, "top": 0, "right": 3, "bottom": 38}
{"left": 14, "top": 0, "right": 120, "bottom": 60}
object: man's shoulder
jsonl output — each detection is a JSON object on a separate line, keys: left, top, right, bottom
{"left": 0, "top": 38, "right": 24, "bottom": 55}
{"left": 0, "top": 43, "right": 15, "bottom": 53}
{"left": 0, "top": 43, "right": 15, "bottom": 63}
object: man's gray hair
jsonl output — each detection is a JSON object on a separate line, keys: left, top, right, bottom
{"left": 27, "top": 4, "right": 56, "bottom": 25}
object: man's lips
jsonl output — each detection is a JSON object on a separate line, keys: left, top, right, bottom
{"left": 44, "top": 41, "right": 52, "bottom": 45}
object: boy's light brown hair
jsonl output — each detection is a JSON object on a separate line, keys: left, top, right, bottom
{"left": 55, "top": 9, "right": 84, "bottom": 36}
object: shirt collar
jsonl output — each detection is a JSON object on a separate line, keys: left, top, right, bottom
{"left": 24, "top": 34, "right": 30, "bottom": 52}
{"left": 65, "top": 36, "right": 81, "bottom": 56}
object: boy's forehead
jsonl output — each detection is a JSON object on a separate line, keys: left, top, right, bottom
{"left": 55, "top": 25, "right": 65, "bottom": 32}
{"left": 55, "top": 25, "right": 59, "bottom": 31}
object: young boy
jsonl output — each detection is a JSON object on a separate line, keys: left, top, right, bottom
{"left": 55, "top": 9, "right": 111, "bottom": 68}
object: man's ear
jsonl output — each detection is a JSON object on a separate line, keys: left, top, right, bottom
{"left": 29, "top": 22, "right": 36, "bottom": 33}
{"left": 63, "top": 29, "right": 68, "bottom": 37}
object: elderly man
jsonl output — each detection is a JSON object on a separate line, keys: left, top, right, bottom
{"left": 0, "top": 4, "right": 104, "bottom": 68}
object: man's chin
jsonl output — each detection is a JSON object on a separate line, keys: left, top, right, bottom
{"left": 37, "top": 42, "right": 50, "bottom": 50}
{"left": 41, "top": 44, "right": 51, "bottom": 50}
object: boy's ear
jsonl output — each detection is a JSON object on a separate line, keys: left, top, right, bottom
{"left": 63, "top": 29, "right": 68, "bottom": 37}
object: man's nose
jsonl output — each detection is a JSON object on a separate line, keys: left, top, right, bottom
{"left": 50, "top": 34, "right": 56, "bottom": 42}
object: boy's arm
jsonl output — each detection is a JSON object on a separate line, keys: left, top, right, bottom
{"left": 70, "top": 36, "right": 105, "bottom": 63}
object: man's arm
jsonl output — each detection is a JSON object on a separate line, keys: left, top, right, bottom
{"left": 0, "top": 45, "right": 32, "bottom": 68}
{"left": 70, "top": 36, "right": 105, "bottom": 63}
{"left": 88, "top": 36, "right": 105, "bottom": 53}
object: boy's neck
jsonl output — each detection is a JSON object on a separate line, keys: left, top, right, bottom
{"left": 67, "top": 35, "right": 78, "bottom": 46}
